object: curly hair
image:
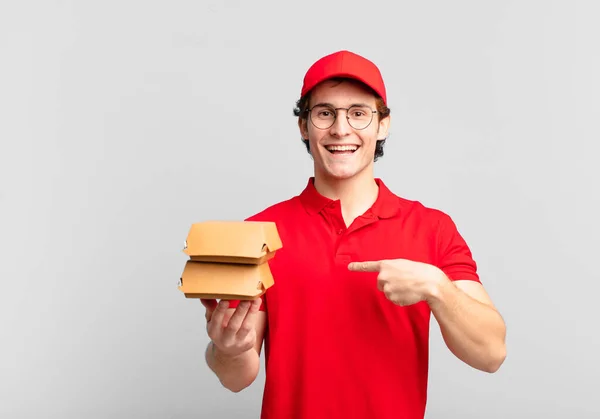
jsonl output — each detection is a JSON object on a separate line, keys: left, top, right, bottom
{"left": 293, "top": 78, "right": 391, "bottom": 161}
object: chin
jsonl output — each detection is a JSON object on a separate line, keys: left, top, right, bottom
{"left": 313, "top": 150, "right": 373, "bottom": 181}
{"left": 319, "top": 165, "right": 367, "bottom": 181}
{"left": 323, "top": 172, "right": 354, "bottom": 181}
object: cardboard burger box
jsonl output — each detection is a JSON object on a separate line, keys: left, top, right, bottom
{"left": 178, "top": 221, "right": 282, "bottom": 300}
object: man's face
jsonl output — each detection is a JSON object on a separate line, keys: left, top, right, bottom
{"left": 299, "top": 79, "right": 390, "bottom": 181}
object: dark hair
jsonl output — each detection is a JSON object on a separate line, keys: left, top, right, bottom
{"left": 293, "top": 77, "right": 391, "bottom": 161}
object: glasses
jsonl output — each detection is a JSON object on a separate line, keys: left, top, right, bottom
{"left": 307, "top": 104, "right": 377, "bottom": 130}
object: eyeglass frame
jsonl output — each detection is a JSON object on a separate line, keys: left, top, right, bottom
{"left": 304, "top": 104, "right": 378, "bottom": 130}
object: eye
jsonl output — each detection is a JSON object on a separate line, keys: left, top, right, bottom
{"left": 349, "top": 107, "right": 371, "bottom": 119}
{"left": 313, "top": 106, "right": 335, "bottom": 119}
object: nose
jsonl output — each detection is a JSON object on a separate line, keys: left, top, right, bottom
{"left": 329, "top": 111, "right": 352, "bottom": 137}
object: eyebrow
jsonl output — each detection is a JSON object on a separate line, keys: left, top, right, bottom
{"left": 312, "top": 102, "right": 371, "bottom": 108}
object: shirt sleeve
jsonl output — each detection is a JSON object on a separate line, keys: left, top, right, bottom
{"left": 436, "top": 212, "right": 480, "bottom": 283}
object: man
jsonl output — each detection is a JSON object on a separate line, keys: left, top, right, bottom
{"left": 200, "top": 50, "right": 507, "bottom": 419}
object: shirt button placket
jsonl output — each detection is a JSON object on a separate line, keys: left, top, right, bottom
{"left": 335, "top": 226, "right": 350, "bottom": 266}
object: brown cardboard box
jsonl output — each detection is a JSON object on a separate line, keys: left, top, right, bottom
{"left": 183, "top": 220, "right": 282, "bottom": 264}
{"left": 178, "top": 221, "right": 282, "bottom": 300}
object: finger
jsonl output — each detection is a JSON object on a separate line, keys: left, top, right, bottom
{"left": 200, "top": 299, "right": 217, "bottom": 309}
{"left": 236, "top": 298, "right": 262, "bottom": 339}
{"left": 207, "top": 300, "right": 230, "bottom": 336}
{"left": 221, "top": 301, "right": 252, "bottom": 341}
{"left": 200, "top": 299, "right": 218, "bottom": 321}
{"left": 348, "top": 261, "right": 381, "bottom": 272}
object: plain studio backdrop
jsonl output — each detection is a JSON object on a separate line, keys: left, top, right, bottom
{"left": 1, "top": 1, "right": 598, "bottom": 418}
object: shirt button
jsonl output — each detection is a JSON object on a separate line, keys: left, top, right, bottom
{"left": 337, "top": 229, "right": 343, "bottom": 235}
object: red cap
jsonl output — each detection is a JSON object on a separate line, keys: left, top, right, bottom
{"left": 300, "top": 50, "right": 387, "bottom": 104}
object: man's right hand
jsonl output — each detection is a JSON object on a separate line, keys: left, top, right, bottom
{"left": 200, "top": 298, "right": 262, "bottom": 359}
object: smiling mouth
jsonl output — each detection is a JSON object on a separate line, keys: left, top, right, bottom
{"left": 325, "top": 145, "right": 359, "bottom": 154}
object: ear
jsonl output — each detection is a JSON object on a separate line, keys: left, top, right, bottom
{"left": 377, "top": 114, "right": 391, "bottom": 140}
{"left": 298, "top": 117, "right": 309, "bottom": 140}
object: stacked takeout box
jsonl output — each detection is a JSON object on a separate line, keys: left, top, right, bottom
{"left": 178, "top": 221, "right": 282, "bottom": 300}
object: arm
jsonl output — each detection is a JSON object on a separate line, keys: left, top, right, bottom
{"left": 428, "top": 277, "right": 507, "bottom": 373}
{"left": 202, "top": 299, "right": 267, "bottom": 392}
{"left": 430, "top": 211, "right": 506, "bottom": 372}
{"left": 347, "top": 259, "right": 507, "bottom": 373}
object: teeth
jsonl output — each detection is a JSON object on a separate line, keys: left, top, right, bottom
{"left": 326, "top": 145, "right": 358, "bottom": 152}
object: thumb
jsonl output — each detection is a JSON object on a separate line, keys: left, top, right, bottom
{"left": 348, "top": 261, "right": 381, "bottom": 272}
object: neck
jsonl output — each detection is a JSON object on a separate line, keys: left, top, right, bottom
{"left": 313, "top": 167, "right": 379, "bottom": 227}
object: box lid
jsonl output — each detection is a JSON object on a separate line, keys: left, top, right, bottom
{"left": 178, "top": 260, "right": 274, "bottom": 299}
{"left": 183, "top": 221, "right": 282, "bottom": 262}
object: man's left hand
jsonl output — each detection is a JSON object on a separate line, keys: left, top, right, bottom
{"left": 348, "top": 259, "right": 450, "bottom": 306}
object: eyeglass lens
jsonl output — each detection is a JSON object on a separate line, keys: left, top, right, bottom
{"left": 310, "top": 105, "right": 374, "bottom": 130}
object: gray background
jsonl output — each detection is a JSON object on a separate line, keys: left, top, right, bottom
{"left": 1, "top": 0, "right": 598, "bottom": 418}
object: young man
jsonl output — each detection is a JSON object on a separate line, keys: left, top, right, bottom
{"left": 201, "top": 50, "right": 507, "bottom": 419}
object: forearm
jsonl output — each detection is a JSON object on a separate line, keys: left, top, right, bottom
{"left": 205, "top": 341, "right": 260, "bottom": 392}
{"left": 428, "top": 279, "right": 506, "bottom": 373}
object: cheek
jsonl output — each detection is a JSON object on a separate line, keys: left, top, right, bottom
{"left": 307, "top": 127, "right": 326, "bottom": 143}
{"left": 360, "top": 133, "right": 379, "bottom": 149}
{"left": 306, "top": 133, "right": 323, "bottom": 155}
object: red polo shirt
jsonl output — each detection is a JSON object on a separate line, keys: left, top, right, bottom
{"left": 231, "top": 177, "right": 480, "bottom": 419}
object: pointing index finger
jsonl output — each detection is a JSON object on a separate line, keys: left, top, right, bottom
{"left": 348, "top": 261, "right": 381, "bottom": 272}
